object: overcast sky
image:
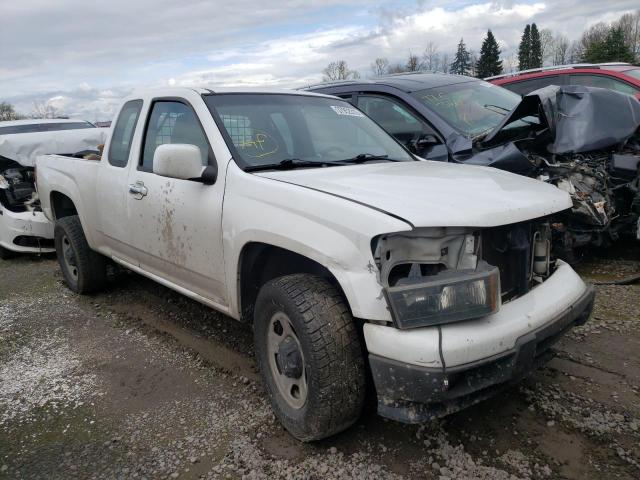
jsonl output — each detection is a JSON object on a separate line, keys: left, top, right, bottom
{"left": 1, "top": 0, "right": 637, "bottom": 121}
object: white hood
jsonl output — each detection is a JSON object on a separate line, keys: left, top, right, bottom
{"left": 257, "top": 161, "right": 572, "bottom": 227}
{"left": 0, "top": 129, "right": 107, "bottom": 167}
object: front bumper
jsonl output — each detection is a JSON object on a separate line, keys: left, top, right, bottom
{"left": 0, "top": 206, "right": 54, "bottom": 253}
{"left": 364, "top": 260, "right": 595, "bottom": 423}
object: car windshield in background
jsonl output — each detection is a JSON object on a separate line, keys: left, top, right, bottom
{"left": 204, "top": 94, "right": 414, "bottom": 169}
{"left": 411, "top": 81, "right": 528, "bottom": 139}
{"left": 0, "top": 122, "right": 95, "bottom": 135}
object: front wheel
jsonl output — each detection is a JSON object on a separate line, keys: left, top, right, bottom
{"left": 54, "top": 215, "right": 107, "bottom": 294}
{"left": 254, "top": 274, "right": 366, "bottom": 441}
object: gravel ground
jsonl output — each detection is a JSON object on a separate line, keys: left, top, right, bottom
{"left": 0, "top": 244, "right": 638, "bottom": 480}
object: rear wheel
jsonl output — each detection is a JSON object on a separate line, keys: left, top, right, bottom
{"left": 254, "top": 274, "right": 366, "bottom": 441}
{"left": 54, "top": 215, "right": 107, "bottom": 294}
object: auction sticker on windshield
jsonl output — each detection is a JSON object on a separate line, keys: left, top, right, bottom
{"left": 330, "top": 105, "right": 364, "bottom": 117}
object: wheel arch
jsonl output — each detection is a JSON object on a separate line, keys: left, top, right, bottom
{"left": 50, "top": 191, "right": 79, "bottom": 220}
{"left": 237, "top": 242, "right": 350, "bottom": 323}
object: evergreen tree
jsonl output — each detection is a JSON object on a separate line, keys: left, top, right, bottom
{"left": 604, "top": 26, "right": 635, "bottom": 62}
{"left": 476, "top": 30, "right": 503, "bottom": 78}
{"left": 450, "top": 38, "right": 471, "bottom": 75}
{"left": 582, "top": 37, "right": 607, "bottom": 63}
{"left": 518, "top": 24, "right": 531, "bottom": 70}
{"left": 530, "top": 23, "right": 543, "bottom": 68}
{"left": 583, "top": 26, "right": 635, "bottom": 63}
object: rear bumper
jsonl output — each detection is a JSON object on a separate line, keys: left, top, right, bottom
{"left": 365, "top": 261, "right": 595, "bottom": 423}
{"left": 0, "top": 206, "right": 54, "bottom": 253}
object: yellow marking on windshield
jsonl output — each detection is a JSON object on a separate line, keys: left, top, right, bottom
{"left": 237, "top": 130, "right": 279, "bottom": 158}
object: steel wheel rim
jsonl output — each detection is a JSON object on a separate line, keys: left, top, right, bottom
{"left": 267, "top": 311, "right": 308, "bottom": 409}
{"left": 61, "top": 235, "right": 78, "bottom": 281}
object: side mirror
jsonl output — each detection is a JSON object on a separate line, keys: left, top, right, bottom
{"left": 153, "top": 144, "right": 204, "bottom": 181}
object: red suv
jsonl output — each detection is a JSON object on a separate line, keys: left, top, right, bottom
{"left": 488, "top": 63, "right": 640, "bottom": 99}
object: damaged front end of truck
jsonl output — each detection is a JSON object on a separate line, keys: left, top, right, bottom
{"left": 460, "top": 85, "right": 640, "bottom": 255}
{"left": 366, "top": 219, "right": 594, "bottom": 422}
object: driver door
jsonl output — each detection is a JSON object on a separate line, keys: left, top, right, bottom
{"left": 125, "top": 98, "right": 227, "bottom": 307}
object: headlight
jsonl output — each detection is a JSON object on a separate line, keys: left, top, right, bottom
{"left": 385, "top": 262, "right": 501, "bottom": 329}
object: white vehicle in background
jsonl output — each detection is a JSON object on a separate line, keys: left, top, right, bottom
{"left": 0, "top": 119, "right": 106, "bottom": 259}
{"left": 36, "top": 87, "right": 594, "bottom": 441}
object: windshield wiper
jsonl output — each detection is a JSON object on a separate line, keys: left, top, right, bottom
{"left": 483, "top": 104, "right": 510, "bottom": 115}
{"left": 336, "top": 153, "right": 398, "bottom": 164}
{"left": 244, "top": 158, "right": 346, "bottom": 172}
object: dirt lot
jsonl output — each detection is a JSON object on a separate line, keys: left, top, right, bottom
{"left": 1, "top": 245, "right": 639, "bottom": 480}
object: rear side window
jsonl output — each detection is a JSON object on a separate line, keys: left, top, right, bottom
{"left": 108, "top": 100, "right": 142, "bottom": 167}
{"left": 502, "top": 76, "right": 562, "bottom": 95}
{"left": 569, "top": 74, "right": 638, "bottom": 95}
{"left": 141, "top": 101, "right": 211, "bottom": 171}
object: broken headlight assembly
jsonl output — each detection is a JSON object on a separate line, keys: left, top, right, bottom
{"left": 385, "top": 261, "right": 500, "bottom": 329}
{"left": 374, "top": 223, "right": 552, "bottom": 329}
{"left": 373, "top": 227, "right": 500, "bottom": 329}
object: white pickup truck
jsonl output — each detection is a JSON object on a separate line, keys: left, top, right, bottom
{"left": 36, "top": 87, "right": 595, "bottom": 441}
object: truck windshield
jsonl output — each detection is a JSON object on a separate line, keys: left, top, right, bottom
{"left": 411, "top": 81, "right": 531, "bottom": 139}
{"left": 204, "top": 94, "right": 414, "bottom": 169}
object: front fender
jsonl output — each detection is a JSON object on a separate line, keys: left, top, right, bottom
{"left": 223, "top": 163, "right": 411, "bottom": 321}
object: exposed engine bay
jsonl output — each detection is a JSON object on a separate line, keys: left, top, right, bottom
{"left": 465, "top": 85, "right": 640, "bottom": 254}
{"left": 533, "top": 146, "right": 640, "bottom": 251}
{"left": 0, "top": 158, "right": 40, "bottom": 212}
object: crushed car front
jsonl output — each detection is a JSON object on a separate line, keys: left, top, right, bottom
{"left": 413, "top": 81, "right": 640, "bottom": 251}
{"left": 0, "top": 125, "right": 106, "bottom": 255}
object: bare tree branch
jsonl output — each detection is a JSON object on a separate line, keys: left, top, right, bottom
{"left": 322, "top": 60, "right": 360, "bottom": 81}
{"left": 370, "top": 57, "right": 389, "bottom": 76}
{"left": 31, "top": 100, "right": 60, "bottom": 119}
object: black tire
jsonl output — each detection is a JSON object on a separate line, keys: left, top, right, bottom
{"left": 254, "top": 274, "right": 366, "bottom": 441}
{"left": 0, "top": 246, "right": 17, "bottom": 260}
{"left": 54, "top": 215, "right": 107, "bottom": 294}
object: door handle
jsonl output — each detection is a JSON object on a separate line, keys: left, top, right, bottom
{"left": 128, "top": 181, "right": 148, "bottom": 199}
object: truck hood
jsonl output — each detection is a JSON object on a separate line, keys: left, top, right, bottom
{"left": 256, "top": 161, "right": 572, "bottom": 227}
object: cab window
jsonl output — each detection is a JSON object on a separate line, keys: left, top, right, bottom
{"left": 141, "top": 101, "right": 212, "bottom": 171}
{"left": 108, "top": 100, "right": 142, "bottom": 168}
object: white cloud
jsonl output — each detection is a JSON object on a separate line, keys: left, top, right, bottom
{"left": 2, "top": 0, "right": 637, "bottom": 120}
